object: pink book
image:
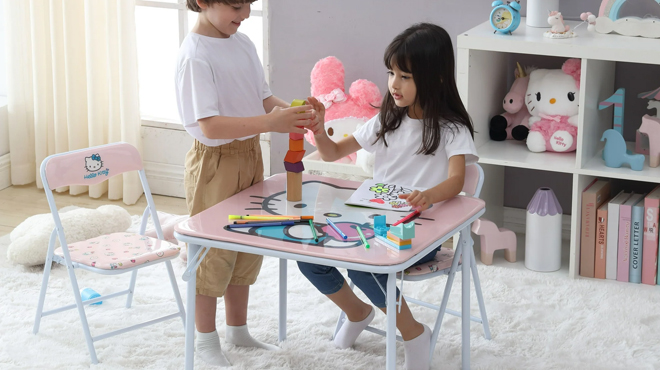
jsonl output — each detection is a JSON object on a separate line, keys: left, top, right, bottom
{"left": 642, "top": 185, "right": 660, "bottom": 285}
{"left": 618, "top": 193, "right": 644, "bottom": 282}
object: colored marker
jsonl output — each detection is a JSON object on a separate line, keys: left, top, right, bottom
{"left": 355, "top": 225, "right": 370, "bottom": 249}
{"left": 309, "top": 219, "right": 318, "bottom": 242}
{"left": 247, "top": 214, "right": 313, "bottom": 220}
{"left": 229, "top": 215, "right": 294, "bottom": 221}
{"left": 326, "top": 218, "right": 347, "bottom": 240}
{"left": 392, "top": 210, "right": 420, "bottom": 226}
{"left": 228, "top": 221, "right": 294, "bottom": 228}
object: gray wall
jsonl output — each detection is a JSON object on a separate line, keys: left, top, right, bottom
{"left": 268, "top": 0, "right": 660, "bottom": 213}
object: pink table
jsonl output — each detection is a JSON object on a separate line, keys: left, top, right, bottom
{"left": 175, "top": 174, "right": 485, "bottom": 370}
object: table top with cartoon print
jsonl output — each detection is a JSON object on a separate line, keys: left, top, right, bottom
{"left": 175, "top": 174, "right": 485, "bottom": 266}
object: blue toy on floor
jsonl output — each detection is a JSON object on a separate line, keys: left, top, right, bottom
{"left": 601, "top": 129, "right": 645, "bottom": 171}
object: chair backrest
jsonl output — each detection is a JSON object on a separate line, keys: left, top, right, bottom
{"left": 40, "top": 142, "right": 143, "bottom": 190}
{"left": 461, "top": 163, "right": 484, "bottom": 198}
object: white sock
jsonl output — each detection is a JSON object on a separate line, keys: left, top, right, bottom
{"left": 403, "top": 324, "right": 431, "bottom": 370}
{"left": 225, "top": 324, "right": 280, "bottom": 351}
{"left": 196, "top": 330, "right": 231, "bottom": 367}
{"left": 333, "top": 306, "right": 375, "bottom": 349}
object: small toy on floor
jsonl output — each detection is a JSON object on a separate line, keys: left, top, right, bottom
{"left": 81, "top": 288, "right": 103, "bottom": 306}
{"left": 471, "top": 218, "right": 516, "bottom": 265}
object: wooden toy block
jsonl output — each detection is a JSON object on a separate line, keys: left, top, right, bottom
{"left": 375, "top": 235, "right": 411, "bottom": 250}
{"left": 374, "top": 215, "right": 387, "bottom": 228}
{"left": 601, "top": 129, "right": 645, "bottom": 171}
{"left": 286, "top": 171, "right": 302, "bottom": 202}
{"left": 638, "top": 114, "right": 660, "bottom": 168}
{"left": 284, "top": 150, "right": 306, "bottom": 163}
{"left": 289, "top": 138, "right": 304, "bottom": 152}
{"left": 386, "top": 232, "right": 411, "bottom": 246}
{"left": 389, "top": 222, "right": 415, "bottom": 240}
{"left": 471, "top": 218, "right": 517, "bottom": 265}
{"left": 290, "top": 99, "right": 306, "bottom": 107}
{"left": 599, "top": 88, "right": 625, "bottom": 135}
{"left": 284, "top": 161, "right": 305, "bottom": 173}
{"left": 289, "top": 132, "right": 305, "bottom": 140}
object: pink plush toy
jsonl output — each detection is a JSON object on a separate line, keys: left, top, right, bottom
{"left": 489, "top": 63, "right": 532, "bottom": 141}
{"left": 305, "top": 56, "right": 382, "bottom": 164}
{"left": 525, "top": 58, "right": 581, "bottom": 153}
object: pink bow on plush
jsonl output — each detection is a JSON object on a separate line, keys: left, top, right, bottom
{"left": 316, "top": 88, "right": 347, "bottom": 109}
{"left": 540, "top": 114, "right": 570, "bottom": 124}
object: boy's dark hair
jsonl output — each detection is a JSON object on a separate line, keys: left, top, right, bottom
{"left": 187, "top": 0, "right": 256, "bottom": 12}
{"left": 375, "top": 22, "right": 474, "bottom": 156}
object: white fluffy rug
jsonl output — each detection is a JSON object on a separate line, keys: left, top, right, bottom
{"left": 1, "top": 228, "right": 659, "bottom": 369}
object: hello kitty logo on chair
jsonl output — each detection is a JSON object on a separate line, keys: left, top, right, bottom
{"left": 305, "top": 56, "right": 382, "bottom": 167}
{"left": 85, "top": 154, "right": 103, "bottom": 172}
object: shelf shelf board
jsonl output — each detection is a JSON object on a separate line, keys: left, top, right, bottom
{"left": 477, "top": 140, "right": 577, "bottom": 173}
{"left": 580, "top": 145, "right": 660, "bottom": 182}
{"left": 458, "top": 19, "right": 660, "bottom": 65}
{"left": 302, "top": 150, "right": 371, "bottom": 177}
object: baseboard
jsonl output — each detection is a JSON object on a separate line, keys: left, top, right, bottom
{"left": 0, "top": 153, "right": 10, "bottom": 191}
{"left": 143, "top": 161, "right": 185, "bottom": 198}
{"left": 502, "top": 206, "right": 572, "bottom": 240}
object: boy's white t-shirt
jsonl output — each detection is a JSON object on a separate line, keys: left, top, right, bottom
{"left": 175, "top": 32, "right": 272, "bottom": 147}
{"left": 353, "top": 114, "right": 478, "bottom": 189}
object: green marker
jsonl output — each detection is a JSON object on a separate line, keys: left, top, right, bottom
{"left": 309, "top": 219, "right": 318, "bottom": 242}
{"left": 356, "top": 225, "right": 370, "bottom": 249}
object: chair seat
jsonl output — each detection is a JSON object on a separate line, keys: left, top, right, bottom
{"left": 54, "top": 232, "right": 180, "bottom": 270}
{"left": 402, "top": 248, "right": 459, "bottom": 277}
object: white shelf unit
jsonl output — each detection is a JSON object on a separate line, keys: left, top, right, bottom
{"left": 458, "top": 19, "right": 660, "bottom": 278}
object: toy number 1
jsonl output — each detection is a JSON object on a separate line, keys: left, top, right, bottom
{"left": 599, "top": 88, "right": 625, "bottom": 135}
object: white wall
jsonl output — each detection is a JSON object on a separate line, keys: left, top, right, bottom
{"left": 0, "top": 0, "right": 8, "bottom": 157}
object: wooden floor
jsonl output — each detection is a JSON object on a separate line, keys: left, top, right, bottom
{"left": 0, "top": 184, "right": 188, "bottom": 236}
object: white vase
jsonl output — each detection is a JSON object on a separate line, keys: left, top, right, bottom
{"left": 525, "top": 187, "right": 562, "bottom": 272}
{"left": 526, "top": 0, "right": 560, "bottom": 28}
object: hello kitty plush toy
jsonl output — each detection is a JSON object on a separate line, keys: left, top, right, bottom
{"left": 305, "top": 56, "right": 381, "bottom": 171}
{"left": 525, "top": 58, "right": 581, "bottom": 153}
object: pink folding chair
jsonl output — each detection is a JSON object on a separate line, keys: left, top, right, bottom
{"left": 33, "top": 142, "right": 185, "bottom": 364}
{"left": 334, "top": 163, "right": 491, "bottom": 365}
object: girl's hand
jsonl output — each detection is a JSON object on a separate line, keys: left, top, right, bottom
{"left": 268, "top": 105, "right": 314, "bottom": 134}
{"left": 399, "top": 190, "right": 431, "bottom": 211}
{"left": 306, "top": 97, "right": 326, "bottom": 136}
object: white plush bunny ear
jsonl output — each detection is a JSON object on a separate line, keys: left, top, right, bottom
{"left": 310, "top": 56, "right": 345, "bottom": 97}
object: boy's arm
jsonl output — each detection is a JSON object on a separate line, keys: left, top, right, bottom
{"left": 263, "top": 95, "right": 290, "bottom": 113}
{"left": 400, "top": 155, "right": 466, "bottom": 210}
{"left": 198, "top": 105, "right": 313, "bottom": 140}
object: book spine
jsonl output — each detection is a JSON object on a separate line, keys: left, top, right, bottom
{"left": 606, "top": 202, "right": 620, "bottom": 280}
{"left": 642, "top": 199, "right": 659, "bottom": 285}
{"left": 629, "top": 204, "right": 644, "bottom": 283}
{"left": 595, "top": 208, "right": 608, "bottom": 279}
{"left": 580, "top": 193, "right": 596, "bottom": 277}
{"left": 617, "top": 205, "right": 632, "bottom": 282}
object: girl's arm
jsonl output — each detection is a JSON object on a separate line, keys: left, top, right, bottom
{"left": 307, "top": 97, "right": 362, "bottom": 162}
{"left": 399, "top": 155, "right": 466, "bottom": 210}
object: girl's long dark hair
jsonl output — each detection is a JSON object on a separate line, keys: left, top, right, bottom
{"left": 375, "top": 23, "right": 474, "bottom": 155}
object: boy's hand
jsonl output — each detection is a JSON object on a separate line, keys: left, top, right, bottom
{"left": 268, "top": 105, "right": 314, "bottom": 134}
{"left": 399, "top": 190, "right": 431, "bottom": 211}
{"left": 306, "top": 97, "right": 326, "bottom": 136}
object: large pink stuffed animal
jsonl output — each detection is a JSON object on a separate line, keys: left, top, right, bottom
{"left": 525, "top": 59, "right": 581, "bottom": 153}
{"left": 489, "top": 63, "right": 532, "bottom": 141}
{"left": 305, "top": 56, "right": 382, "bottom": 164}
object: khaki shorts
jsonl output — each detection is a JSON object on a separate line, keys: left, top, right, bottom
{"left": 184, "top": 136, "right": 264, "bottom": 297}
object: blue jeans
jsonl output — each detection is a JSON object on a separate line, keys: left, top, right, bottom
{"left": 297, "top": 247, "right": 440, "bottom": 308}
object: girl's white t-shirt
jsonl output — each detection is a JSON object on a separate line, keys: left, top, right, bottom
{"left": 353, "top": 114, "right": 478, "bottom": 189}
{"left": 175, "top": 32, "right": 272, "bottom": 147}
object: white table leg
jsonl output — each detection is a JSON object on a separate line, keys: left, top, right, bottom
{"left": 386, "top": 272, "right": 397, "bottom": 370}
{"left": 461, "top": 229, "right": 471, "bottom": 370}
{"left": 279, "top": 258, "right": 287, "bottom": 342}
{"left": 185, "top": 243, "right": 199, "bottom": 370}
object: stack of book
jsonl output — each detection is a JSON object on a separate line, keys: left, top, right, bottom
{"left": 579, "top": 179, "right": 660, "bottom": 285}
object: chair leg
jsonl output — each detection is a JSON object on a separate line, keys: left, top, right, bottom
{"left": 332, "top": 281, "right": 355, "bottom": 340}
{"left": 165, "top": 260, "right": 186, "bottom": 327}
{"left": 65, "top": 261, "right": 98, "bottom": 364}
{"left": 33, "top": 229, "right": 57, "bottom": 334}
{"left": 126, "top": 270, "right": 138, "bottom": 308}
{"left": 429, "top": 242, "right": 463, "bottom": 361}
{"left": 470, "top": 246, "right": 491, "bottom": 340}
